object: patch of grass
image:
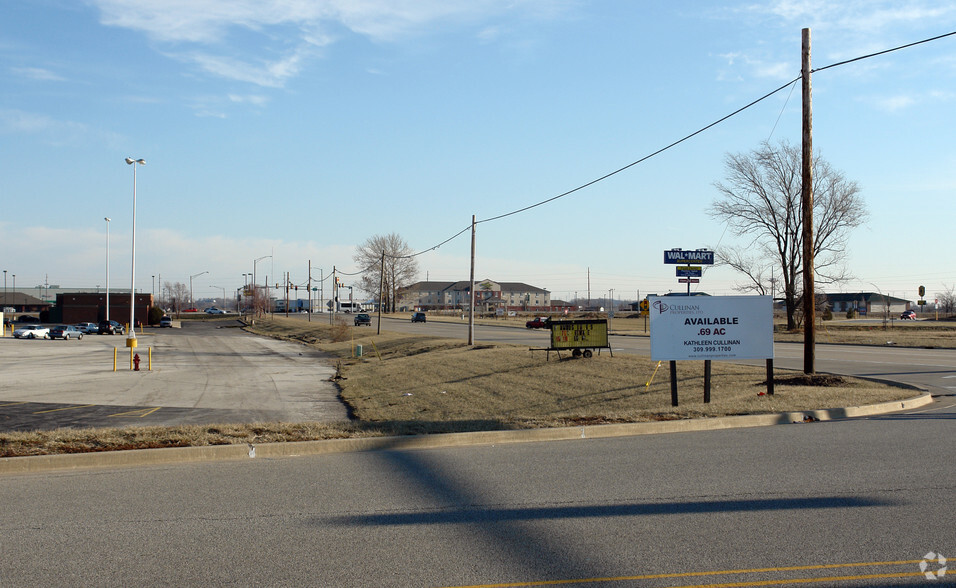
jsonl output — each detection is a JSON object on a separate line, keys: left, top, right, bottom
{"left": 0, "top": 316, "right": 918, "bottom": 458}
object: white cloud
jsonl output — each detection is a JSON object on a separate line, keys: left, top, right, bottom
{"left": 10, "top": 67, "right": 66, "bottom": 82}
{"left": 90, "top": 0, "right": 573, "bottom": 87}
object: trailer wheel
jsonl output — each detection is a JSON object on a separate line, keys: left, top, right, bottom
{"left": 583, "top": 349, "right": 593, "bottom": 358}
{"left": 572, "top": 349, "right": 582, "bottom": 358}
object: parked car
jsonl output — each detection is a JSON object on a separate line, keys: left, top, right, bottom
{"left": 49, "top": 325, "right": 84, "bottom": 340}
{"left": 13, "top": 325, "right": 50, "bottom": 339}
{"left": 159, "top": 316, "right": 173, "bottom": 328}
{"left": 900, "top": 310, "right": 917, "bottom": 320}
{"left": 411, "top": 312, "right": 426, "bottom": 323}
{"left": 354, "top": 313, "right": 372, "bottom": 326}
{"left": 98, "top": 320, "right": 125, "bottom": 335}
{"left": 75, "top": 322, "right": 98, "bottom": 334}
{"left": 525, "top": 316, "right": 551, "bottom": 329}
{"left": 17, "top": 315, "right": 40, "bottom": 323}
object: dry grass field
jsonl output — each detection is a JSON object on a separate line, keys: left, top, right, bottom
{"left": 2, "top": 314, "right": 941, "bottom": 457}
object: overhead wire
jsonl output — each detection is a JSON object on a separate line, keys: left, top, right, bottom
{"left": 380, "top": 30, "right": 956, "bottom": 264}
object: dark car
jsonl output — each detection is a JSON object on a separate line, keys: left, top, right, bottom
{"left": 17, "top": 315, "right": 40, "bottom": 323}
{"left": 49, "top": 325, "right": 84, "bottom": 340}
{"left": 525, "top": 316, "right": 551, "bottom": 329}
{"left": 159, "top": 316, "right": 173, "bottom": 328}
{"left": 354, "top": 313, "right": 372, "bottom": 326}
{"left": 900, "top": 310, "right": 917, "bottom": 320}
{"left": 98, "top": 320, "right": 125, "bottom": 335}
{"left": 411, "top": 312, "right": 426, "bottom": 323}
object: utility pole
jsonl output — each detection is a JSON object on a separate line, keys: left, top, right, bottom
{"left": 307, "top": 260, "right": 312, "bottom": 323}
{"left": 468, "top": 215, "right": 476, "bottom": 346}
{"left": 377, "top": 250, "right": 385, "bottom": 335}
{"left": 801, "top": 27, "right": 815, "bottom": 374}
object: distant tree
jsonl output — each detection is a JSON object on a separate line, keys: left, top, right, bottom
{"left": 709, "top": 140, "right": 867, "bottom": 330}
{"left": 353, "top": 233, "right": 420, "bottom": 312}
{"left": 163, "top": 281, "right": 189, "bottom": 314}
{"left": 937, "top": 284, "right": 956, "bottom": 314}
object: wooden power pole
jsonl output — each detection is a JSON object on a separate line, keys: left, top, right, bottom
{"left": 801, "top": 27, "right": 815, "bottom": 374}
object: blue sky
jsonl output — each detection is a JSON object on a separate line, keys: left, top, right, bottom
{"left": 2, "top": 1, "right": 955, "bottom": 304}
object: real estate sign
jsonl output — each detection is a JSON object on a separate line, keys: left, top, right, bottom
{"left": 649, "top": 296, "right": 772, "bottom": 361}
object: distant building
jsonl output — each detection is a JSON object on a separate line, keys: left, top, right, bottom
{"left": 0, "top": 291, "right": 50, "bottom": 314}
{"left": 399, "top": 279, "right": 551, "bottom": 312}
{"left": 54, "top": 292, "right": 154, "bottom": 325}
{"left": 825, "top": 292, "right": 911, "bottom": 315}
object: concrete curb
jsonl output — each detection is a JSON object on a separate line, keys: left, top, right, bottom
{"left": 0, "top": 393, "right": 934, "bottom": 476}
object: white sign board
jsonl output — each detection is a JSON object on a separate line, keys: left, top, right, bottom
{"left": 649, "top": 296, "right": 773, "bottom": 361}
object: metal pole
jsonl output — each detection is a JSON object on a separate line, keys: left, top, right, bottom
{"left": 105, "top": 218, "right": 110, "bottom": 322}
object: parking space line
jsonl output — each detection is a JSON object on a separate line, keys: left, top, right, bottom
{"left": 108, "top": 407, "right": 162, "bottom": 418}
{"left": 0, "top": 402, "right": 29, "bottom": 407}
{"left": 33, "top": 404, "right": 97, "bottom": 414}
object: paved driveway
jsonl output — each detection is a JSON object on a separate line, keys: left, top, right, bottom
{"left": 0, "top": 320, "right": 346, "bottom": 430}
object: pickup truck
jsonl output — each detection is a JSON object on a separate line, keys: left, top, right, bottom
{"left": 354, "top": 313, "right": 372, "bottom": 326}
{"left": 525, "top": 316, "right": 551, "bottom": 329}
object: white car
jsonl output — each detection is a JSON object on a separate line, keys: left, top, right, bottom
{"left": 13, "top": 325, "right": 50, "bottom": 339}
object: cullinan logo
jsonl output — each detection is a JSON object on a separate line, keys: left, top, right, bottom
{"left": 653, "top": 300, "right": 669, "bottom": 314}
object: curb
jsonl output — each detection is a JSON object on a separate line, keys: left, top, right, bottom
{"left": 0, "top": 393, "right": 934, "bottom": 476}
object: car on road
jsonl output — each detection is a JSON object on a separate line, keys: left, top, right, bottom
{"left": 184, "top": 307, "right": 199, "bottom": 312}
{"left": 75, "top": 322, "right": 98, "bottom": 334}
{"left": 525, "top": 316, "right": 551, "bottom": 329}
{"left": 49, "top": 325, "right": 84, "bottom": 340}
{"left": 411, "top": 312, "right": 426, "bottom": 323}
{"left": 98, "top": 320, "right": 125, "bottom": 335}
{"left": 160, "top": 316, "right": 173, "bottom": 328}
{"left": 900, "top": 310, "right": 917, "bottom": 320}
{"left": 204, "top": 307, "right": 225, "bottom": 314}
{"left": 13, "top": 325, "right": 50, "bottom": 339}
{"left": 354, "top": 313, "right": 372, "bottom": 326}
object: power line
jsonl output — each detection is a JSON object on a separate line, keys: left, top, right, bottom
{"left": 390, "top": 29, "right": 956, "bottom": 261}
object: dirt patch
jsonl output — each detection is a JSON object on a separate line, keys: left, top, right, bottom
{"left": 769, "top": 374, "right": 849, "bottom": 386}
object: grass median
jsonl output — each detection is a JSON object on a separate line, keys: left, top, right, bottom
{"left": 0, "top": 315, "right": 924, "bottom": 457}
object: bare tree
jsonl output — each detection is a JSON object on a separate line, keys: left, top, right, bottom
{"left": 163, "top": 281, "right": 189, "bottom": 314}
{"left": 937, "top": 284, "right": 956, "bottom": 315}
{"left": 353, "top": 233, "right": 419, "bottom": 312}
{"left": 709, "top": 140, "right": 867, "bottom": 330}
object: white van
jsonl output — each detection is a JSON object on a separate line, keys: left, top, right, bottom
{"left": 338, "top": 301, "right": 363, "bottom": 313}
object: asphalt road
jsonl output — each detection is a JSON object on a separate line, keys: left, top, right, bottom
{"left": 1, "top": 398, "right": 952, "bottom": 586}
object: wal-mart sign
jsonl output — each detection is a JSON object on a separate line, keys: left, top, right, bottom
{"left": 664, "top": 249, "right": 714, "bottom": 264}
{"left": 649, "top": 295, "right": 772, "bottom": 361}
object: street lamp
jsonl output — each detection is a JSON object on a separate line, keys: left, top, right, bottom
{"left": 125, "top": 157, "right": 145, "bottom": 340}
{"left": 253, "top": 255, "right": 272, "bottom": 314}
{"left": 190, "top": 271, "right": 209, "bottom": 307}
{"left": 3, "top": 270, "right": 6, "bottom": 311}
{"left": 104, "top": 217, "right": 111, "bottom": 322}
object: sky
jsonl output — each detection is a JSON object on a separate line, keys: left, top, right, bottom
{"left": 2, "top": 0, "right": 955, "bottom": 305}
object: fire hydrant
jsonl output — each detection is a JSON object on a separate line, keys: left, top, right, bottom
{"left": 133, "top": 353, "right": 141, "bottom": 371}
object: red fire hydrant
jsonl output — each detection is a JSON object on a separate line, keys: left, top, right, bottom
{"left": 133, "top": 353, "right": 141, "bottom": 371}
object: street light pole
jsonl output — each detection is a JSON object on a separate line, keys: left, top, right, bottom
{"left": 190, "top": 271, "right": 209, "bottom": 307}
{"left": 104, "top": 217, "right": 111, "bottom": 322}
{"left": 253, "top": 255, "right": 271, "bottom": 314}
{"left": 125, "top": 157, "right": 145, "bottom": 340}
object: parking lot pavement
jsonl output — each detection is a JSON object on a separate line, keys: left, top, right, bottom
{"left": 0, "top": 321, "right": 347, "bottom": 431}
